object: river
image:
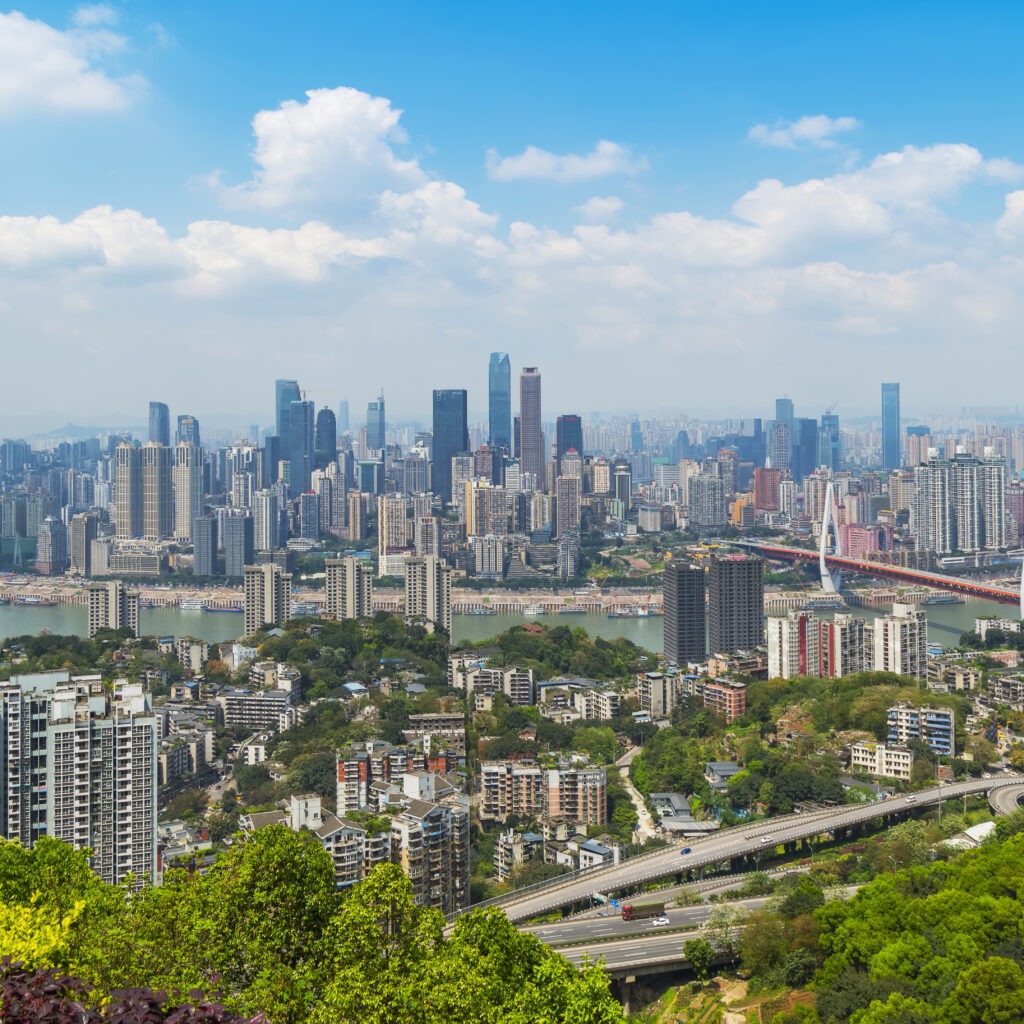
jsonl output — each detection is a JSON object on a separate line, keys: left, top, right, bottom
{"left": 0, "top": 596, "right": 1009, "bottom": 652}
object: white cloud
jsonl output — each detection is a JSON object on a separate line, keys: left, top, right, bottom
{"left": 0, "top": 8, "right": 143, "bottom": 115}
{"left": 574, "top": 196, "right": 624, "bottom": 222}
{"left": 748, "top": 114, "right": 860, "bottom": 149}
{"left": 214, "top": 86, "right": 425, "bottom": 212}
{"left": 485, "top": 140, "right": 647, "bottom": 182}
{"left": 72, "top": 4, "right": 118, "bottom": 28}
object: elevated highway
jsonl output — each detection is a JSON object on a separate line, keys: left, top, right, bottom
{"left": 480, "top": 777, "right": 1023, "bottom": 924}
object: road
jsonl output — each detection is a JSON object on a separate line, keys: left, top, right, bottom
{"left": 989, "top": 781, "right": 1024, "bottom": 815}
{"left": 617, "top": 748, "right": 657, "bottom": 841}
{"left": 486, "top": 777, "right": 1024, "bottom": 923}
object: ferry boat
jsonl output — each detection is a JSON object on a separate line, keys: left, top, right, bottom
{"left": 923, "top": 594, "right": 964, "bottom": 605}
{"left": 180, "top": 598, "right": 207, "bottom": 611}
{"left": 523, "top": 604, "right": 544, "bottom": 616}
{"left": 465, "top": 608, "right": 497, "bottom": 615}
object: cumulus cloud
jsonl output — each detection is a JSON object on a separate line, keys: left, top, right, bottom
{"left": 214, "top": 86, "right": 426, "bottom": 212}
{"left": 574, "top": 196, "right": 624, "bottom": 222}
{"left": 0, "top": 8, "right": 144, "bottom": 115}
{"left": 748, "top": 114, "right": 860, "bottom": 149}
{"left": 485, "top": 140, "right": 647, "bottom": 182}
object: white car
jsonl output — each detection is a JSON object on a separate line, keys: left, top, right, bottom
{"left": 651, "top": 916, "right": 670, "bottom": 926}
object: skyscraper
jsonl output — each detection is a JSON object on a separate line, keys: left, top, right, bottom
{"left": 432, "top": 389, "right": 469, "bottom": 504}
{"left": 243, "top": 563, "right": 291, "bottom": 636}
{"left": 69, "top": 512, "right": 97, "bottom": 576}
{"left": 366, "top": 393, "right": 386, "bottom": 451}
{"left": 555, "top": 415, "right": 583, "bottom": 475}
{"left": 708, "top": 554, "right": 764, "bottom": 654}
{"left": 275, "top": 379, "right": 301, "bottom": 441}
{"left": 223, "top": 514, "right": 254, "bottom": 578}
{"left": 314, "top": 406, "right": 337, "bottom": 469}
{"left": 488, "top": 353, "right": 512, "bottom": 451}
{"left": 141, "top": 443, "right": 173, "bottom": 541}
{"left": 519, "top": 367, "right": 544, "bottom": 486}
{"left": 36, "top": 516, "right": 68, "bottom": 575}
{"left": 663, "top": 560, "right": 707, "bottom": 665}
{"left": 173, "top": 442, "right": 203, "bottom": 543}
{"left": 115, "top": 442, "right": 142, "bottom": 540}
{"left": 881, "top": 383, "right": 901, "bottom": 470}
{"left": 176, "top": 414, "right": 201, "bottom": 447}
{"left": 193, "top": 514, "right": 218, "bottom": 576}
{"left": 338, "top": 400, "right": 350, "bottom": 432}
{"left": 148, "top": 402, "right": 170, "bottom": 446}
{"left": 287, "top": 399, "right": 315, "bottom": 495}
{"left": 820, "top": 412, "right": 841, "bottom": 471}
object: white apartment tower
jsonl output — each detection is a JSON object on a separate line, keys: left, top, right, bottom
{"left": 86, "top": 581, "right": 140, "bottom": 638}
{"left": 873, "top": 603, "right": 928, "bottom": 680}
{"left": 404, "top": 555, "right": 452, "bottom": 634}
{"left": 243, "top": 563, "right": 291, "bottom": 636}
{"left": 173, "top": 442, "right": 203, "bottom": 543}
{"left": 326, "top": 556, "right": 374, "bottom": 620}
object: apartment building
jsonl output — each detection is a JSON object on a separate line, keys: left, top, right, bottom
{"left": 849, "top": 741, "right": 914, "bottom": 781}
{"left": 887, "top": 702, "right": 955, "bottom": 756}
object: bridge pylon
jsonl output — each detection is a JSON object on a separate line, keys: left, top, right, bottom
{"left": 819, "top": 480, "right": 843, "bottom": 595}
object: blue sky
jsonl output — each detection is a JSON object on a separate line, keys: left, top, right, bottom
{"left": 3, "top": 1, "right": 1024, "bottom": 430}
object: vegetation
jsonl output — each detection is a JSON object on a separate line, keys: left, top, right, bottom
{"left": 0, "top": 831, "right": 625, "bottom": 1024}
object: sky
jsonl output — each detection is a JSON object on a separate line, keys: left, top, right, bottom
{"left": 3, "top": 1, "right": 1024, "bottom": 433}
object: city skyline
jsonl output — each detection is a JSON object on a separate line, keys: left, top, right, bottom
{"left": 3, "top": 4, "right": 1024, "bottom": 427}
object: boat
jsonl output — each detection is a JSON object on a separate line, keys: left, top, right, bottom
{"left": 523, "top": 605, "right": 544, "bottom": 616}
{"left": 207, "top": 606, "right": 243, "bottom": 613}
{"left": 180, "top": 598, "right": 207, "bottom": 611}
{"left": 466, "top": 608, "right": 497, "bottom": 615}
{"left": 923, "top": 594, "right": 964, "bottom": 605}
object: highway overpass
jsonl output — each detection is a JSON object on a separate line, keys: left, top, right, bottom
{"left": 480, "top": 777, "right": 1024, "bottom": 924}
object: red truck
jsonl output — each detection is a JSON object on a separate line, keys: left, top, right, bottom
{"left": 621, "top": 898, "right": 665, "bottom": 921}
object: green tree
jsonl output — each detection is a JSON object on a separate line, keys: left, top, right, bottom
{"left": 939, "top": 957, "right": 1024, "bottom": 1024}
{"left": 684, "top": 937, "right": 715, "bottom": 987}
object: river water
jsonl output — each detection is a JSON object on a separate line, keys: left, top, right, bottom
{"left": 0, "top": 596, "right": 1010, "bottom": 652}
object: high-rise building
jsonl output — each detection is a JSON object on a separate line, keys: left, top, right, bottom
{"left": 115, "top": 442, "right": 142, "bottom": 540}
{"left": 36, "top": 516, "right": 68, "bottom": 575}
{"left": 69, "top": 512, "right": 97, "bottom": 576}
{"left": 176, "top": 414, "right": 201, "bottom": 447}
{"left": 275, "top": 379, "right": 301, "bottom": 442}
{"left": 338, "top": 400, "right": 350, "bottom": 433}
{"left": 708, "top": 554, "right": 764, "bottom": 654}
{"left": 432, "top": 389, "right": 469, "bottom": 505}
{"left": 193, "top": 514, "right": 218, "bottom": 576}
{"left": 663, "top": 560, "right": 706, "bottom": 665}
{"left": 314, "top": 407, "right": 337, "bottom": 469}
{"left": 881, "top": 383, "right": 901, "bottom": 470}
{"left": 874, "top": 603, "right": 928, "bottom": 679}
{"left": 405, "top": 555, "right": 452, "bottom": 634}
{"left": 519, "top": 368, "right": 544, "bottom": 486}
{"left": 297, "top": 492, "right": 320, "bottom": 540}
{"left": 753, "top": 467, "right": 781, "bottom": 511}
{"left": 173, "top": 442, "right": 203, "bottom": 543}
{"left": 87, "top": 580, "right": 140, "bottom": 637}
{"left": 820, "top": 413, "right": 841, "bottom": 472}
{"left": 887, "top": 702, "right": 954, "bottom": 756}
{"left": 148, "top": 401, "right": 170, "bottom": 446}
{"left": 488, "top": 352, "right": 512, "bottom": 451}
{"left": 555, "top": 415, "right": 583, "bottom": 475}
{"left": 287, "top": 399, "right": 314, "bottom": 496}
{"left": 141, "top": 443, "right": 173, "bottom": 541}
{"left": 688, "top": 474, "right": 727, "bottom": 528}
{"left": 554, "top": 475, "right": 581, "bottom": 538}
{"left": 326, "top": 556, "right": 374, "bottom": 620}
{"left": 223, "top": 514, "right": 254, "bottom": 578}
{"left": 366, "top": 393, "right": 386, "bottom": 451}
{"left": 0, "top": 672, "right": 157, "bottom": 886}
{"left": 243, "top": 563, "right": 291, "bottom": 636}
{"left": 252, "top": 489, "right": 282, "bottom": 551}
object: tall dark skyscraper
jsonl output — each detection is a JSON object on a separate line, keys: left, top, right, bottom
{"left": 223, "top": 514, "right": 254, "bottom": 578}
{"left": 314, "top": 407, "right": 337, "bottom": 469}
{"left": 663, "top": 560, "right": 706, "bottom": 664}
{"left": 519, "top": 367, "right": 544, "bottom": 486}
{"left": 275, "top": 380, "right": 301, "bottom": 441}
{"left": 366, "top": 393, "right": 386, "bottom": 451}
{"left": 791, "top": 418, "right": 820, "bottom": 482}
{"left": 820, "top": 413, "right": 841, "bottom": 471}
{"left": 431, "top": 389, "right": 469, "bottom": 504}
{"left": 193, "top": 515, "right": 218, "bottom": 577}
{"left": 176, "top": 414, "right": 201, "bottom": 448}
{"left": 882, "top": 382, "right": 901, "bottom": 471}
{"left": 555, "top": 415, "right": 583, "bottom": 474}
{"left": 148, "top": 402, "right": 170, "bottom": 446}
{"left": 708, "top": 555, "right": 764, "bottom": 655}
{"left": 287, "top": 399, "right": 315, "bottom": 495}
{"left": 488, "top": 352, "right": 511, "bottom": 451}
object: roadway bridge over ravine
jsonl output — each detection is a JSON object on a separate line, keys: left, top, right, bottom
{"left": 475, "top": 778, "right": 1024, "bottom": 925}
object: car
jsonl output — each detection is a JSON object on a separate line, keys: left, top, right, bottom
{"left": 907, "top": 796, "right": 917, "bottom": 804}
{"left": 760, "top": 836, "right": 772, "bottom": 845}
{"left": 680, "top": 847, "right": 692, "bottom": 856}
{"left": 651, "top": 916, "right": 670, "bottom": 926}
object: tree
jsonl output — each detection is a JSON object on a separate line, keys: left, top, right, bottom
{"left": 684, "top": 937, "right": 715, "bottom": 987}
{"left": 939, "top": 957, "right": 1024, "bottom": 1024}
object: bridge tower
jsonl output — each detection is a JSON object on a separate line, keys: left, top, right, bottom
{"left": 819, "top": 480, "right": 843, "bottom": 594}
